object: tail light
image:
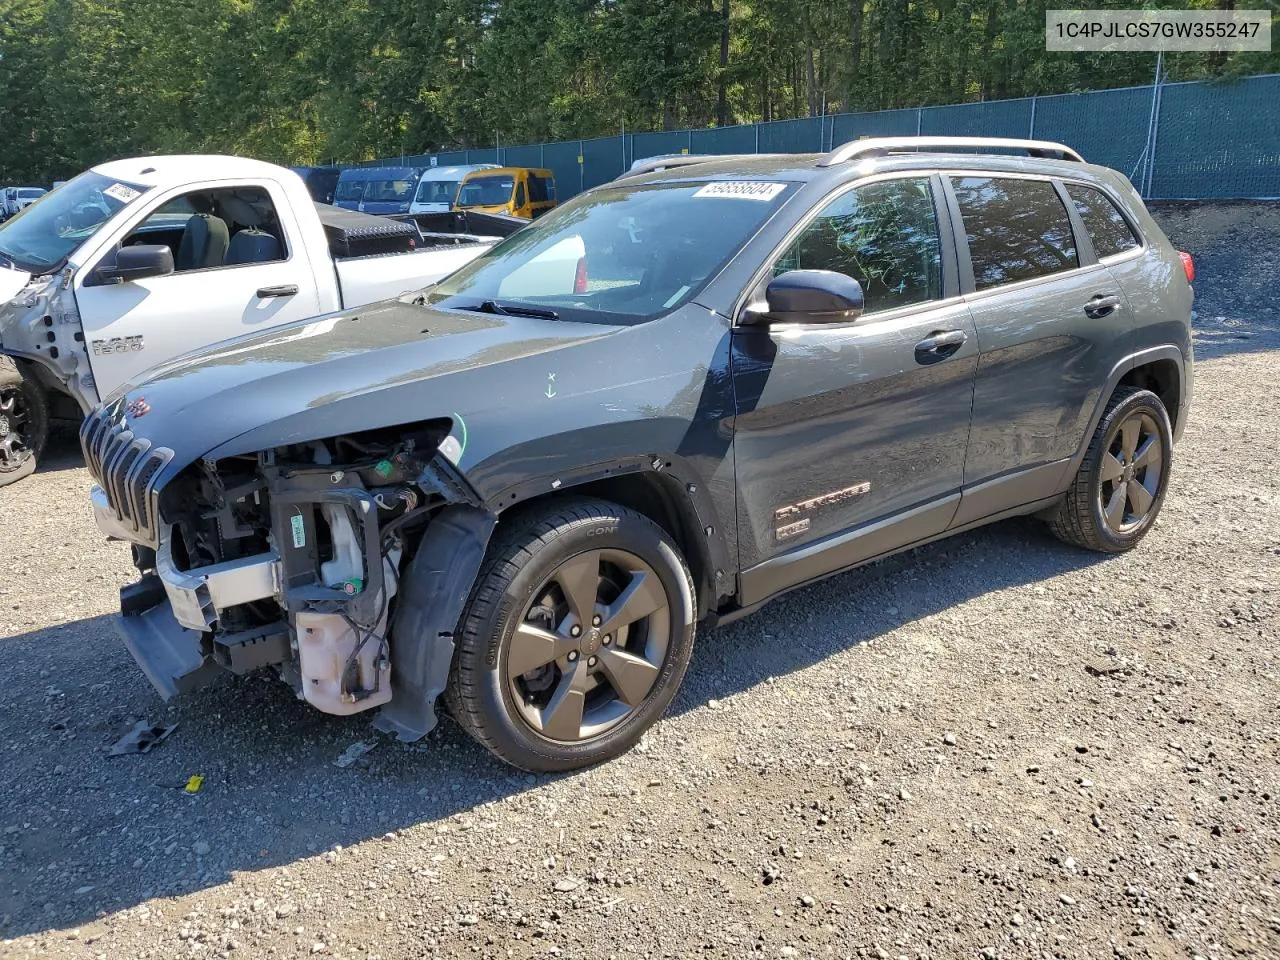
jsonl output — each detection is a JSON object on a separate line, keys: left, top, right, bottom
{"left": 1178, "top": 251, "right": 1195, "bottom": 283}
{"left": 573, "top": 257, "right": 589, "bottom": 294}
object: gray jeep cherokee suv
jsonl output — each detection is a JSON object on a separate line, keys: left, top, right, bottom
{"left": 85, "top": 137, "right": 1193, "bottom": 772}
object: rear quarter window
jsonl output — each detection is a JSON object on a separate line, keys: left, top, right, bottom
{"left": 1066, "top": 184, "right": 1140, "bottom": 259}
{"left": 952, "top": 176, "right": 1078, "bottom": 291}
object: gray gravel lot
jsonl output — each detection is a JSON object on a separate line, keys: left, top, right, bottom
{"left": 1, "top": 203, "right": 1277, "bottom": 960}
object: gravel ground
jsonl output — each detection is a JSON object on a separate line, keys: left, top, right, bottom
{"left": 1, "top": 203, "right": 1277, "bottom": 960}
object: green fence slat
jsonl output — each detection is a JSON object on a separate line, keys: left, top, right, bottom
{"left": 692, "top": 126, "right": 758, "bottom": 154}
{"left": 366, "top": 75, "right": 1279, "bottom": 200}
{"left": 831, "top": 108, "right": 918, "bottom": 144}
{"left": 1033, "top": 86, "right": 1154, "bottom": 188}
{"left": 1150, "top": 75, "right": 1280, "bottom": 200}
{"left": 632, "top": 131, "right": 689, "bottom": 163}
{"left": 757, "top": 117, "right": 824, "bottom": 153}
{"left": 920, "top": 99, "right": 1035, "bottom": 139}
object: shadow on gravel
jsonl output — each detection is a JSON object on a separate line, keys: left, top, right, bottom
{"left": 675, "top": 516, "right": 1104, "bottom": 716}
{"left": 33, "top": 425, "right": 85, "bottom": 476}
{"left": 0, "top": 515, "right": 1108, "bottom": 937}
{"left": 1192, "top": 321, "right": 1280, "bottom": 361}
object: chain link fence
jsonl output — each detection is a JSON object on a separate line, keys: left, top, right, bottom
{"left": 359, "top": 73, "right": 1280, "bottom": 201}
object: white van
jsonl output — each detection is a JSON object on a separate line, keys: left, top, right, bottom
{"left": 408, "top": 164, "right": 499, "bottom": 215}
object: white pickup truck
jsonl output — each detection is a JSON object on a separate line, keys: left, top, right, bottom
{"left": 0, "top": 155, "right": 511, "bottom": 486}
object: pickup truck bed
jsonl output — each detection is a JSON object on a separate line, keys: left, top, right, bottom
{"left": 317, "top": 204, "right": 511, "bottom": 308}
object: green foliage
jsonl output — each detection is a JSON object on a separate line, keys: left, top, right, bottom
{"left": 0, "top": 0, "right": 1275, "bottom": 182}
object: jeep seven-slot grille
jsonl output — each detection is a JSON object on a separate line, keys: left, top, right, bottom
{"left": 80, "top": 407, "right": 173, "bottom": 545}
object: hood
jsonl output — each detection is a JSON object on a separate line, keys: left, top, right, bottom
{"left": 107, "top": 296, "right": 621, "bottom": 480}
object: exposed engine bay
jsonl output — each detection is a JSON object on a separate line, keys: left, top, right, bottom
{"left": 109, "top": 419, "right": 492, "bottom": 739}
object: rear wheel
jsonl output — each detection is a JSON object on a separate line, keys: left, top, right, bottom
{"left": 444, "top": 498, "right": 696, "bottom": 772}
{"left": 1049, "top": 386, "right": 1172, "bottom": 552}
{"left": 0, "top": 357, "right": 48, "bottom": 488}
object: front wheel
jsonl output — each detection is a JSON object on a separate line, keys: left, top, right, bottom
{"left": 444, "top": 498, "right": 697, "bottom": 772}
{"left": 1048, "top": 386, "right": 1173, "bottom": 552}
{"left": 0, "top": 357, "right": 49, "bottom": 488}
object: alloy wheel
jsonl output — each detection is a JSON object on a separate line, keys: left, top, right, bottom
{"left": 1098, "top": 411, "right": 1163, "bottom": 533}
{"left": 507, "top": 548, "right": 670, "bottom": 743}
{"left": 0, "top": 385, "right": 33, "bottom": 471}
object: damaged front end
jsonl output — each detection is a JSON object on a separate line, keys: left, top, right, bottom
{"left": 85, "top": 410, "right": 495, "bottom": 741}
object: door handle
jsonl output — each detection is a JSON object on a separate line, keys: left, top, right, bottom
{"left": 1084, "top": 293, "right": 1121, "bottom": 318}
{"left": 914, "top": 329, "right": 968, "bottom": 365}
{"left": 256, "top": 284, "right": 299, "bottom": 299}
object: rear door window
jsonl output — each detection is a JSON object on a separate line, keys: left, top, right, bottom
{"left": 1066, "top": 184, "right": 1140, "bottom": 259}
{"left": 952, "top": 176, "right": 1078, "bottom": 291}
{"left": 772, "top": 176, "right": 942, "bottom": 315}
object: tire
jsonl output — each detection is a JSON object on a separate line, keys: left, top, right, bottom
{"left": 1049, "top": 386, "right": 1173, "bottom": 553}
{"left": 444, "top": 498, "right": 697, "bottom": 772}
{"left": 0, "top": 356, "right": 49, "bottom": 488}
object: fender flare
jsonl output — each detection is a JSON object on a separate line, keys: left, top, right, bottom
{"left": 1068, "top": 344, "right": 1187, "bottom": 476}
{"left": 486, "top": 452, "right": 736, "bottom": 614}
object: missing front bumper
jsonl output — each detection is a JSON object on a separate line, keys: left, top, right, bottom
{"left": 116, "top": 576, "right": 220, "bottom": 699}
{"left": 116, "top": 574, "right": 292, "bottom": 700}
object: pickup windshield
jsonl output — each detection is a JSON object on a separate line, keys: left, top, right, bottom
{"left": 0, "top": 171, "right": 150, "bottom": 274}
{"left": 427, "top": 179, "right": 795, "bottom": 324}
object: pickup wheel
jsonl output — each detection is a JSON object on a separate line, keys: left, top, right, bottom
{"left": 445, "top": 498, "right": 696, "bottom": 772}
{"left": 1049, "top": 386, "right": 1173, "bottom": 553}
{"left": 0, "top": 357, "right": 48, "bottom": 488}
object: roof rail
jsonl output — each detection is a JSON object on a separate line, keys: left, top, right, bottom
{"left": 615, "top": 153, "right": 790, "bottom": 181}
{"left": 818, "top": 136, "right": 1084, "bottom": 167}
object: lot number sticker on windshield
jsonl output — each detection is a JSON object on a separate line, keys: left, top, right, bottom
{"left": 103, "top": 183, "right": 142, "bottom": 204}
{"left": 693, "top": 182, "right": 786, "bottom": 201}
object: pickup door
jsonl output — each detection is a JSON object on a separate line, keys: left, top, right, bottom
{"left": 74, "top": 178, "right": 325, "bottom": 397}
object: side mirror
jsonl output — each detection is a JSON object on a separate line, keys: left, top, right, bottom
{"left": 745, "top": 269, "right": 865, "bottom": 325}
{"left": 96, "top": 244, "right": 175, "bottom": 284}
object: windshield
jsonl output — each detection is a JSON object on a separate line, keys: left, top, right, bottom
{"left": 427, "top": 179, "right": 794, "bottom": 324}
{"left": 364, "top": 179, "right": 416, "bottom": 203}
{"left": 334, "top": 179, "right": 366, "bottom": 202}
{"left": 0, "top": 170, "right": 150, "bottom": 274}
{"left": 416, "top": 180, "right": 461, "bottom": 205}
{"left": 456, "top": 175, "right": 515, "bottom": 208}
{"left": 17, "top": 189, "right": 44, "bottom": 199}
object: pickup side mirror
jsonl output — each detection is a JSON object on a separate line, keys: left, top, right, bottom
{"left": 96, "top": 244, "right": 175, "bottom": 285}
{"left": 744, "top": 269, "right": 865, "bottom": 326}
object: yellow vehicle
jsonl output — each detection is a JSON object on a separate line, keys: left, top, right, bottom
{"left": 453, "top": 167, "right": 557, "bottom": 219}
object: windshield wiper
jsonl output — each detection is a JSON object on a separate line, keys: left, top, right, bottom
{"left": 0, "top": 251, "right": 16, "bottom": 271}
{"left": 476, "top": 299, "right": 559, "bottom": 320}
